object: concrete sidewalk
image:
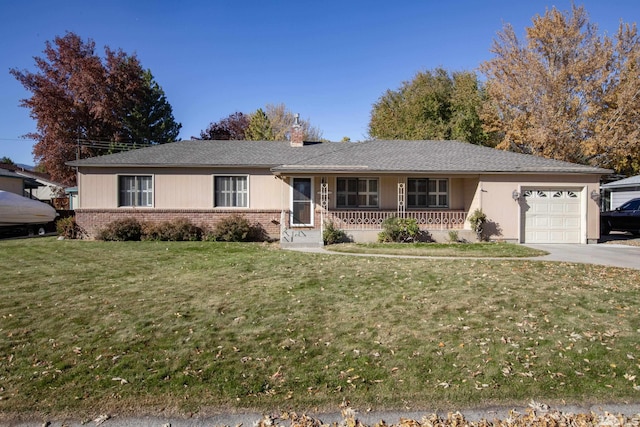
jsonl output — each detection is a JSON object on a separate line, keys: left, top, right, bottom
{"left": 8, "top": 402, "right": 640, "bottom": 427}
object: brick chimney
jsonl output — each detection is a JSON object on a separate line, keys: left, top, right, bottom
{"left": 290, "top": 113, "right": 304, "bottom": 147}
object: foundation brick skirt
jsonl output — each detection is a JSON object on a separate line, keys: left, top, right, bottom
{"left": 75, "top": 209, "right": 283, "bottom": 239}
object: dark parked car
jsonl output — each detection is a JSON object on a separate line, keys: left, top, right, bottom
{"left": 600, "top": 197, "right": 640, "bottom": 236}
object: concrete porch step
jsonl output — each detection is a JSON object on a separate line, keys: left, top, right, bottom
{"left": 280, "top": 229, "right": 324, "bottom": 248}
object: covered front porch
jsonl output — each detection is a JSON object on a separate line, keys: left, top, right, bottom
{"left": 279, "top": 175, "right": 477, "bottom": 244}
{"left": 280, "top": 208, "right": 472, "bottom": 245}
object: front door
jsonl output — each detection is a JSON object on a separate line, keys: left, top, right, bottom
{"left": 292, "top": 178, "right": 313, "bottom": 226}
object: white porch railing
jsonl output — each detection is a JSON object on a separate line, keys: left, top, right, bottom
{"left": 327, "top": 210, "right": 467, "bottom": 230}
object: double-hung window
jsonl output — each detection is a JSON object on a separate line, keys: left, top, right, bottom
{"left": 336, "top": 178, "right": 378, "bottom": 208}
{"left": 214, "top": 176, "right": 248, "bottom": 207}
{"left": 119, "top": 175, "right": 153, "bottom": 207}
{"left": 407, "top": 178, "right": 448, "bottom": 208}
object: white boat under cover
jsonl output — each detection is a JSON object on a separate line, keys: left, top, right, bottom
{"left": 0, "top": 190, "right": 57, "bottom": 227}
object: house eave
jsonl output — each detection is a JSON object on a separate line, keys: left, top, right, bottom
{"left": 70, "top": 163, "right": 278, "bottom": 169}
{"left": 271, "top": 167, "right": 611, "bottom": 175}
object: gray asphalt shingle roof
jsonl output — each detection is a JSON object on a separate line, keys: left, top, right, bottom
{"left": 0, "top": 168, "right": 24, "bottom": 179}
{"left": 68, "top": 139, "right": 610, "bottom": 174}
{"left": 67, "top": 140, "right": 333, "bottom": 167}
{"left": 601, "top": 175, "right": 640, "bottom": 188}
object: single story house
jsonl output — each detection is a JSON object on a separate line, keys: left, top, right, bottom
{"left": 601, "top": 175, "right": 640, "bottom": 210}
{"left": 68, "top": 126, "right": 610, "bottom": 244}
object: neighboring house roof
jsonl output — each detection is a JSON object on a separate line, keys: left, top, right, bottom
{"left": 0, "top": 163, "right": 63, "bottom": 187}
{"left": 601, "top": 175, "right": 640, "bottom": 189}
{"left": 0, "top": 168, "right": 24, "bottom": 180}
{"left": 68, "top": 139, "right": 611, "bottom": 175}
{"left": 0, "top": 168, "right": 39, "bottom": 191}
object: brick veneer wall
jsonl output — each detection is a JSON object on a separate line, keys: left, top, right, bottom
{"left": 75, "top": 209, "right": 284, "bottom": 239}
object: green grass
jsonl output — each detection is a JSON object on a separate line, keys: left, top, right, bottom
{"left": 326, "top": 242, "right": 548, "bottom": 257}
{"left": 0, "top": 238, "right": 639, "bottom": 419}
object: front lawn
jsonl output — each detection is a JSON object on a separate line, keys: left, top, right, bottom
{"left": 1, "top": 238, "right": 639, "bottom": 420}
{"left": 326, "top": 242, "right": 547, "bottom": 257}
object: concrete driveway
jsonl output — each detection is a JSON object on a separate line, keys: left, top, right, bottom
{"left": 524, "top": 242, "right": 640, "bottom": 270}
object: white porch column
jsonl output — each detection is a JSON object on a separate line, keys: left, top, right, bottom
{"left": 320, "top": 177, "right": 329, "bottom": 242}
{"left": 397, "top": 180, "right": 406, "bottom": 218}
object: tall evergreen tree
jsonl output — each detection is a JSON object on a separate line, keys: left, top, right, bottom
{"left": 123, "top": 70, "right": 181, "bottom": 146}
{"left": 245, "top": 108, "right": 275, "bottom": 141}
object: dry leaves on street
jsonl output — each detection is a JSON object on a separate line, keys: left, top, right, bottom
{"left": 254, "top": 405, "right": 640, "bottom": 427}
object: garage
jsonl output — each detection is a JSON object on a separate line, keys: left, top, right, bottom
{"left": 522, "top": 189, "right": 582, "bottom": 243}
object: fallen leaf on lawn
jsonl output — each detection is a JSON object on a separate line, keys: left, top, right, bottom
{"left": 94, "top": 414, "right": 110, "bottom": 425}
{"left": 271, "top": 366, "right": 283, "bottom": 379}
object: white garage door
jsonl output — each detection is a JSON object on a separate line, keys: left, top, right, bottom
{"left": 522, "top": 189, "right": 582, "bottom": 243}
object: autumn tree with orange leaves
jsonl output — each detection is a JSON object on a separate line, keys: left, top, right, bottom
{"left": 11, "top": 32, "right": 181, "bottom": 185}
{"left": 481, "top": 5, "right": 640, "bottom": 175}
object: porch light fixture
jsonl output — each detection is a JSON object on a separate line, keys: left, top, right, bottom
{"left": 512, "top": 190, "right": 520, "bottom": 201}
{"left": 590, "top": 189, "right": 600, "bottom": 201}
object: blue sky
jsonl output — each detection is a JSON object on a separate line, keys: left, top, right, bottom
{"left": 1, "top": 1, "right": 639, "bottom": 166}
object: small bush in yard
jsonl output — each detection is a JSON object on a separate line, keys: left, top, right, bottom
{"left": 207, "top": 214, "right": 267, "bottom": 242}
{"left": 468, "top": 208, "right": 487, "bottom": 241}
{"left": 142, "top": 218, "right": 202, "bottom": 241}
{"left": 323, "top": 221, "right": 348, "bottom": 245}
{"left": 97, "top": 217, "right": 143, "bottom": 241}
{"left": 56, "top": 216, "right": 84, "bottom": 239}
{"left": 378, "top": 216, "right": 420, "bottom": 243}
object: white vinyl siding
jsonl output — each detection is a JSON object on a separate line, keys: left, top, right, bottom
{"left": 610, "top": 190, "right": 640, "bottom": 210}
{"left": 118, "top": 175, "right": 153, "bottom": 207}
{"left": 214, "top": 176, "right": 248, "bottom": 207}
